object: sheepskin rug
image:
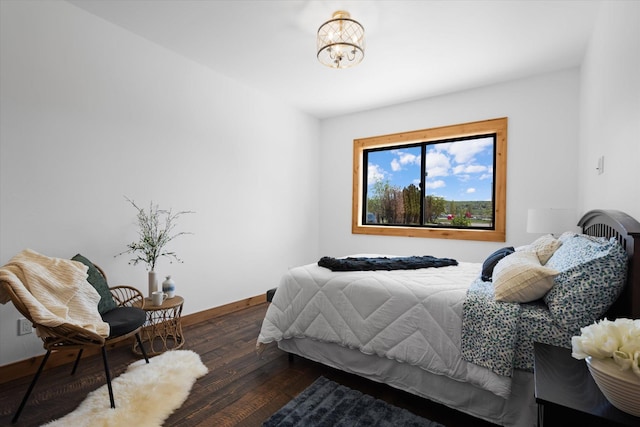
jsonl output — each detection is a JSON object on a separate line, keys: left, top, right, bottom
{"left": 42, "top": 350, "right": 208, "bottom": 427}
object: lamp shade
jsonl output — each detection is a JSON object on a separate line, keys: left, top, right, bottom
{"left": 526, "top": 208, "right": 577, "bottom": 235}
{"left": 317, "top": 11, "right": 365, "bottom": 69}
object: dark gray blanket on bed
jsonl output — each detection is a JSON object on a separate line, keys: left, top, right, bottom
{"left": 317, "top": 255, "right": 458, "bottom": 271}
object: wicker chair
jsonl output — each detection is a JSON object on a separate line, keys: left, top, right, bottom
{"left": 1, "top": 259, "right": 149, "bottom": 424}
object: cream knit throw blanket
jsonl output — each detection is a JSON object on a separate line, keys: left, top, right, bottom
{"left": 0, "top": 249, "right": 109, "bottom": 337}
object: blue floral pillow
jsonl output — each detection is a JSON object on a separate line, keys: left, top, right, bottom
{"left": 544, "top": 234, "right": 627, "bottom": 334}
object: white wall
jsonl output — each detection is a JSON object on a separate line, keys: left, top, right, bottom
{"left": 0, "top": 1, "right": 319, "bottom": 365}
{"left": 318, "top": 70, "right": 581, "bottom": 261}
{"left": 579, "top": 0, "right": 640, "bottom": 220}
{"left": 2, "top": 0, "right": 637, "bottom": 368}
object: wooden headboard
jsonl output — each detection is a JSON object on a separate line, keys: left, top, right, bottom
{"left": 578, "top": 209, "right": 640, "bottom": 319}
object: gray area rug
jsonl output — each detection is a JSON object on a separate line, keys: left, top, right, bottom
{"left": 263, "top": 376, "right": 444, "bottom": 427}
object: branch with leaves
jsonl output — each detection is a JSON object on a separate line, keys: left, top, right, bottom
{"left": 117, "top": 197, "right": 194, "bottom": 271}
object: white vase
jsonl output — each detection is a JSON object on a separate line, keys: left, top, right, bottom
{"left": 586, "top": 356, "right": 640, "bottom": 416}
{"left": 162, "top": 275, "right": 176, "bottom": 298}
{"left": 148, "top": 270, "right": 158, "bottom": 298}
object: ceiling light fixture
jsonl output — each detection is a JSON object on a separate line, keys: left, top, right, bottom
{"left": 317, "top": 10, "right": 365, "bottom": 69}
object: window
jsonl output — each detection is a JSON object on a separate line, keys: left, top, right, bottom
{"left": 352, "top": 117, "right": 507, "bottom": 242}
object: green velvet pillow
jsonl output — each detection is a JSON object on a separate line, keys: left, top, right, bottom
{"left": 72, "top": 254, "right": 117, "bottom": 314}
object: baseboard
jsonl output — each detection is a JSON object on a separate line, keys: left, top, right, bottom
{"left": 181, "top": 293, "right": 266, "bottom": 327}
{"left": 0, "top": 293, "right": 266, "bottom": 385}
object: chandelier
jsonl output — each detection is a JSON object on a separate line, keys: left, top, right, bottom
{"left": 316, "top": 11, "right": 365, "bottom": 69}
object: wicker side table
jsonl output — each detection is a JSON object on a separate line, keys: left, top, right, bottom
{"left": 133, "top": 295, "right": 185, "bottom": 356}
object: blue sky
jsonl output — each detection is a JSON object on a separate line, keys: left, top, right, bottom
{"left": 367, "top": 137, "right": 494, "bottom": 201}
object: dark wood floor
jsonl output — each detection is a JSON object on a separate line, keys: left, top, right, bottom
{"left": 0, "top": 302, "right": 497, "bottom": 427}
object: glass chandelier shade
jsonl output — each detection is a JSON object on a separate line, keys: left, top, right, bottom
{"left": 317, "top": 11, "right": 365, "bottom": 69}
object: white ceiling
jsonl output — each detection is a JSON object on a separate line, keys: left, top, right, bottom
{"left": 66, "top": 0, "right": 601, "bottom": 119}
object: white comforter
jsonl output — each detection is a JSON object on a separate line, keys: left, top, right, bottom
{"left": 257, "top": 257, "right": 513, "bottom": 398}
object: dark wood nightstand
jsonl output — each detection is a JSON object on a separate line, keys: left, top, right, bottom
{"left": 533, "top": 342, "right": 640, "bottom": 427}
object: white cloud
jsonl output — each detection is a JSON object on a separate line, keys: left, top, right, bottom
{"left": 391, "top": 150, "right": 420, "bottom": 172}
{"left": 426, "top": 180, "right": 446, "bottom": 190}
{"left": 425, "top": 151, "right": 450, "bottom": 177}
{"left": 368, "top": 164, "right": 386, "bottom": 184}
{"left": 466, "top": 188, "right": 476, "bottom": 194}
{"left": 447, "top": 137, "right": 493, "bottom": 164}
{"left": 463, "top": 164, "right": 487, "bottom": 174}
{"left": 453, "top": 163, "right": 488, "bottom": 175}
{"left": 427, "top": 140, "right": 491, "bottom": 179}
{"left": 399, "top": 151, "right": 420, "bottom": 165}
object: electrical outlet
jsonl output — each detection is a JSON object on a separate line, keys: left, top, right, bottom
{"left": 18, "top": 318, "right": 32, "bottom": 336}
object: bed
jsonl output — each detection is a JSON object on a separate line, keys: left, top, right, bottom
{"left": 256, "top": 209, "right": 640, "bottom": 427}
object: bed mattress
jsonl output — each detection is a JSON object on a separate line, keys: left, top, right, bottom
{"left": 257, "top": 258, "right": 513, "bottom": 398}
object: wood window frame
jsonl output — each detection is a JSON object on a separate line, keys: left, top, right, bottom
{"left": 352, "top": 117, "right": 507, "bottom": 242}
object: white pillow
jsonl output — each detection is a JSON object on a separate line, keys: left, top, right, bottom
{"left": 517, "top": 234, "right": 562, "bottom": 265}
{"left": 493, "top": 251, "right": 559, "bottom": 303}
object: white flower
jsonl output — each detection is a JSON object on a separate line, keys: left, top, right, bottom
{"left": 572, "top": 318, "right": 640, "bottom": 378}
{"left": 116, "top": 197, "right": 194, "bottom": 271}
{"left": 613, "top": 350, "right": 633, "bottom": 370}
{"left": 633, "top": 351, "right": 640, "bottom": 377}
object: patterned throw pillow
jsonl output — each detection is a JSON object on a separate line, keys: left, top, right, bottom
{"left": 493, "top": 251, "right": 559, "bottom": 303}
{"left": 544, "top": 235, "right": 628, "bottom": 334}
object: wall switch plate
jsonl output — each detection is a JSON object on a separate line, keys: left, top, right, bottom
{"left": 18, "top": 318, "right": 32, "bottom": 335}
{"left": 597, "top": 156, "right": 604, "bottom": 175}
